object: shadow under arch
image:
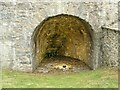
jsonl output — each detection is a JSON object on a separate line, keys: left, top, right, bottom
{"left": 31, "top": 14, "right": 95, "bottom": 71}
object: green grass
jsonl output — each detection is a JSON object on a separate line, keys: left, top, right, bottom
{"left": 2, "top": 67, "right": 118, "bottom": 88}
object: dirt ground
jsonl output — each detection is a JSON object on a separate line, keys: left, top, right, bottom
{"left": 35, "top": 56, "right": 91, "bottom": 73}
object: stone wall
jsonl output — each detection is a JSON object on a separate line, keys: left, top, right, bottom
{"left": 101, "top": 23, "right": 119, "bottom": 67}
{"left": 0, "top": 1, "right": 119, "bottom": 72}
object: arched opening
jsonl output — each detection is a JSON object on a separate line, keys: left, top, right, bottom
{"left": 32, "top": 14, "right": 94, "bottom": 72}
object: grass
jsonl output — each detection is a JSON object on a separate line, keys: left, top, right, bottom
{"left": 2, "top": 67, "right": 118, "bottom": 88}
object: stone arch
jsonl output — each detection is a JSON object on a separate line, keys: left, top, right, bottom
{"left": 31, "top": 14, "right": 94, "bottom": 71}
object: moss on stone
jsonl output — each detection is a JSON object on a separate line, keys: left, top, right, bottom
{"left": 33, "top": 14, "right": 92, "bottom": 65}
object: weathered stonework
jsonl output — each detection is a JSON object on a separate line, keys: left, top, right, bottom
{"left": 101, "top": 22, "right": 119, "bottom": 67}
{"left": 32, "top": 14, "right": 94, "bottom": 71}
{"left": 0, "top": 1, "right": 119, "bottom": 72}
